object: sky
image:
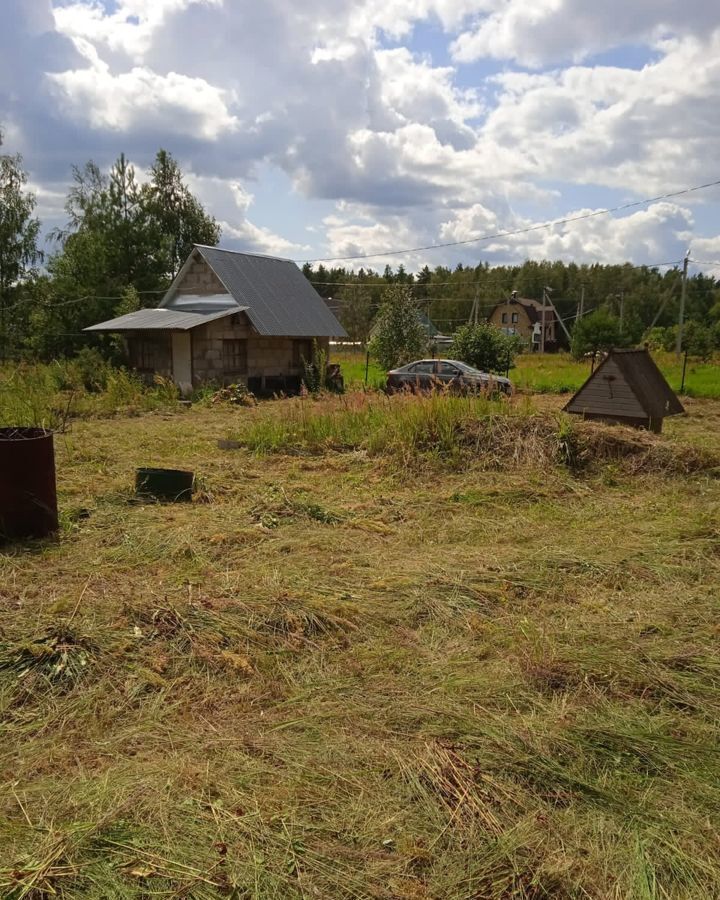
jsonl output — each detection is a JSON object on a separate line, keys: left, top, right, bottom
{"left": 1, "top": 0, "right": 720, "bottom": 275}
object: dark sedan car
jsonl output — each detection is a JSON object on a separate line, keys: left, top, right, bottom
{"left": 386, "top": 359, "right": 513, "bottom": 395}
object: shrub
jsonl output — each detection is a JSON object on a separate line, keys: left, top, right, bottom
{"left": 302, "top": 340, "right": 329, "bottom": 394}
{"left": 451, "top": 323, "right": 523, "bottom": 373}
{"left": 368, "top": 284, "right": 428, "bottom": 370}
{"left": 571, "top": 309, "right": 625, "bottom": 358}
{"left": 68, "top": 347, "right": 112, "bottom": 392}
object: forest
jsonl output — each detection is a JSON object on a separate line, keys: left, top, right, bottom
{"left": 2, "top": 131, "right": 720, "bottom": 361}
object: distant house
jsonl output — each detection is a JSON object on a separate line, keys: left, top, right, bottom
{"left": 563, "top": 347, "right": 684, "bottom": 433}
{"left": 488, "top": 292, "right": 563, "bottom": 351}
{"left": 85, "top": 246, "right": 347, "bottom": 394}
{"left": 418, "top": 310, "right": 454, "bottom": 349}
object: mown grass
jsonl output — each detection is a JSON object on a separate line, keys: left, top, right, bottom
{"left": 332, "top": 347, "right": 720, "bottom": 398}
{"left": 1, "top": 392, "right": 719, "bottom": 897}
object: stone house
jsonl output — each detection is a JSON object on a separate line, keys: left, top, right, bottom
{"left": 487, "top": 292, "right": 563, "bottom": 351}
{"left": 85, "top": 246, "right": 346, "bottom": 394}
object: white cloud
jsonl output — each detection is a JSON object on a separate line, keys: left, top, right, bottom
{"left": 451, "top": 0, "right": 718, "bottom": 66}
{"left": 48, "top": 60, "right": 238, "bottom": 140}
{"left": 54, "top": 0, "right": 222, "bottom": 61}
{"left": 3, "top": 0, "right": 720, "bottom": 270}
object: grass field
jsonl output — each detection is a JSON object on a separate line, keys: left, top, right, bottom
{"left": 2, "top": 386, "right": 720, "bottom": 898}
{"left": 331, "top": 347, "right": 720, "bottom": 399}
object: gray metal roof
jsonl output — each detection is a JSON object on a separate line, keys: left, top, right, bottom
{"left": 192, "top": 246, "right": 347, "bottom": 338}
{"left": 84, "top": 306, "right": 243, "bottom": 333}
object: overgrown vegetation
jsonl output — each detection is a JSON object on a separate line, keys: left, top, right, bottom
{"left": 235, "top": 391, "right": 719, "bottom": 477}
{"left": 1, "top": 393, "right": 719, "bottom": 897}
{"left": 451, "top": 321, "right": 524, "bottom": 372}
{"left": 0, "top": 359, "right": 179, "bottom": 426}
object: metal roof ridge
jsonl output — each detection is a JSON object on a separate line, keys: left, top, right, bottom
{"left": 195, "top": 244, "right": 294, "bottom": 264}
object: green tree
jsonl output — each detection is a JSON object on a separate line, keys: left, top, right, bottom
{"left": 571, "top": 309, "right": 624, "bottom": 358}
{"left": 679, "top": 321, "right": 716, "bottom": 359}
{"left": 0, "top": 134, "right": 41, "bottom": 358}
{"left": 142, "top": 149, "right": 221, "bottom": 281}
{"left": 451, "top": 323, "right": 523, "bottom": 373}
{"left": 368, "top": 284, "right": 427, "bottom": 369}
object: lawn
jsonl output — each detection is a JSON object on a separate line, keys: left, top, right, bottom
{"left": 331, "top": 347, "right": 720, "bottom": 399}
{"left": 1, "top": 388, "right": 720, "bottom": 898}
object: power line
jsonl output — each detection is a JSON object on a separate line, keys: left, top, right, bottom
{"left": 689, "top": 258, "right": 720, "bottom": 267}
{"left": 295, "top": 178, "right": 720, "bottom": 263}
{"left": 10, "top": 287, "right": 167, "bottom": 309}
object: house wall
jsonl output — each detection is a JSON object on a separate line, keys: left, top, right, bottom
{"left": 488, "top": 302, "right": 535, "bottom": 341}
{"left": 489, "top": 300, "right": 558, "bottom": 350}
{"left": 191, "top": 314, "right": 330, "bottom": 387}
{"left": 565, "top": 357, "right": 646, "bottom": 419}
{"left": 176, "top": 254, "right": 229, "bottom": 296}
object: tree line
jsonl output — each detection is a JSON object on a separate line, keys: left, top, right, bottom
{"left": 304, "top": 260, "right": 720, "bottom": 356}
{"left": 0, "top": 131, "right": 220, "bottom": 360}
{"left": 1, "top": 126, "right": 719, "bottom": 363}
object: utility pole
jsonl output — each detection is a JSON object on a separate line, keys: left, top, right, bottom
{"left": 540, "top": 286, "right": 553, "bottom": 353}
{"left": 579, "top": 283, "right": 585, "bottom": 319}
{"left": 675, "top": 250, "right": 690, "bottom": 356}
{"left": 618, "top": 291, "right": 624, "bottom": 336}
{"left": 469, "top": 285, "right": 480, "bottom": 325}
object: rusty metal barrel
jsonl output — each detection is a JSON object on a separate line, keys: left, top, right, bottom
{"left": 0, "top": 428, "right": 59, "bottom": 542}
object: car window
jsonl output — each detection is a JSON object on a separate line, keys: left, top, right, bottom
{"left": 437, "top": 362, "right": 460, "bottom": 376}
{"left": 409, "top": 362, "right": 435, "bottom": 374}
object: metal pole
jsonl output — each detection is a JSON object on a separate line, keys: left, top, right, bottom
{"left": 675, "top": 251, "right": 690, "bottom": 356}
{"left": 680, "top": 347, "right": 688, "bottom": 393}
{"left": 364, "top": 351, "right": 370, "bottom": 385}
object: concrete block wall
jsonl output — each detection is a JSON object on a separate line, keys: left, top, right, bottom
{"left": 177, "top": 255, "right": 228, "bottom": 296}
{"left": 192, "top": 317, "right": 331, "bottom": 386}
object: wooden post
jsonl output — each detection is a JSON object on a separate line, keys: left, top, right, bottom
{"left": 364, "top": 351, "right": 370, "bottom": 386}
{"left": 680, "top": 347, "right": 688, "bottom": 394}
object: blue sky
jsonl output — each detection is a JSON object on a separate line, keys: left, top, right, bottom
{"left": 2, "top": 0, "right": 720, "bottom": 275}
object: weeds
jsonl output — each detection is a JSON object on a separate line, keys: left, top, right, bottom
{"left": 235, "top": 390, "right": 720, "bottom": 477}
{"left": 0, "top": 361, "right": 179, "bottom": 426}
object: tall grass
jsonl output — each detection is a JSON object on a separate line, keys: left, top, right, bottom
{"left": 0, "top": 361, "right": 180, "bottom": 427}
{"left": 235, "top": 390, "right": 719, "bottom": 476}
{"left": 237, "top": 390, "right": 513, "bottom": 460}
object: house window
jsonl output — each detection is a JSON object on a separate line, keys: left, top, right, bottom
{"left": 131, "top": 337, "right": 166, "bottom": 372}
{"left": 222, "top": 339, "right": 247, "bottom": 374}
{"left": 501, "top": 312, "right": 508, "bottom": 323}
{"left": 293, "top": 339, "right": 314, "bottom": 368}
{"left": 511, "top": 312, "right": 519, "bottom": 323}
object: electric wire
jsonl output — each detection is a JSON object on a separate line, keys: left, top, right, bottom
{"left": 294, "top": 178, "right": 720, "bottom": 263}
